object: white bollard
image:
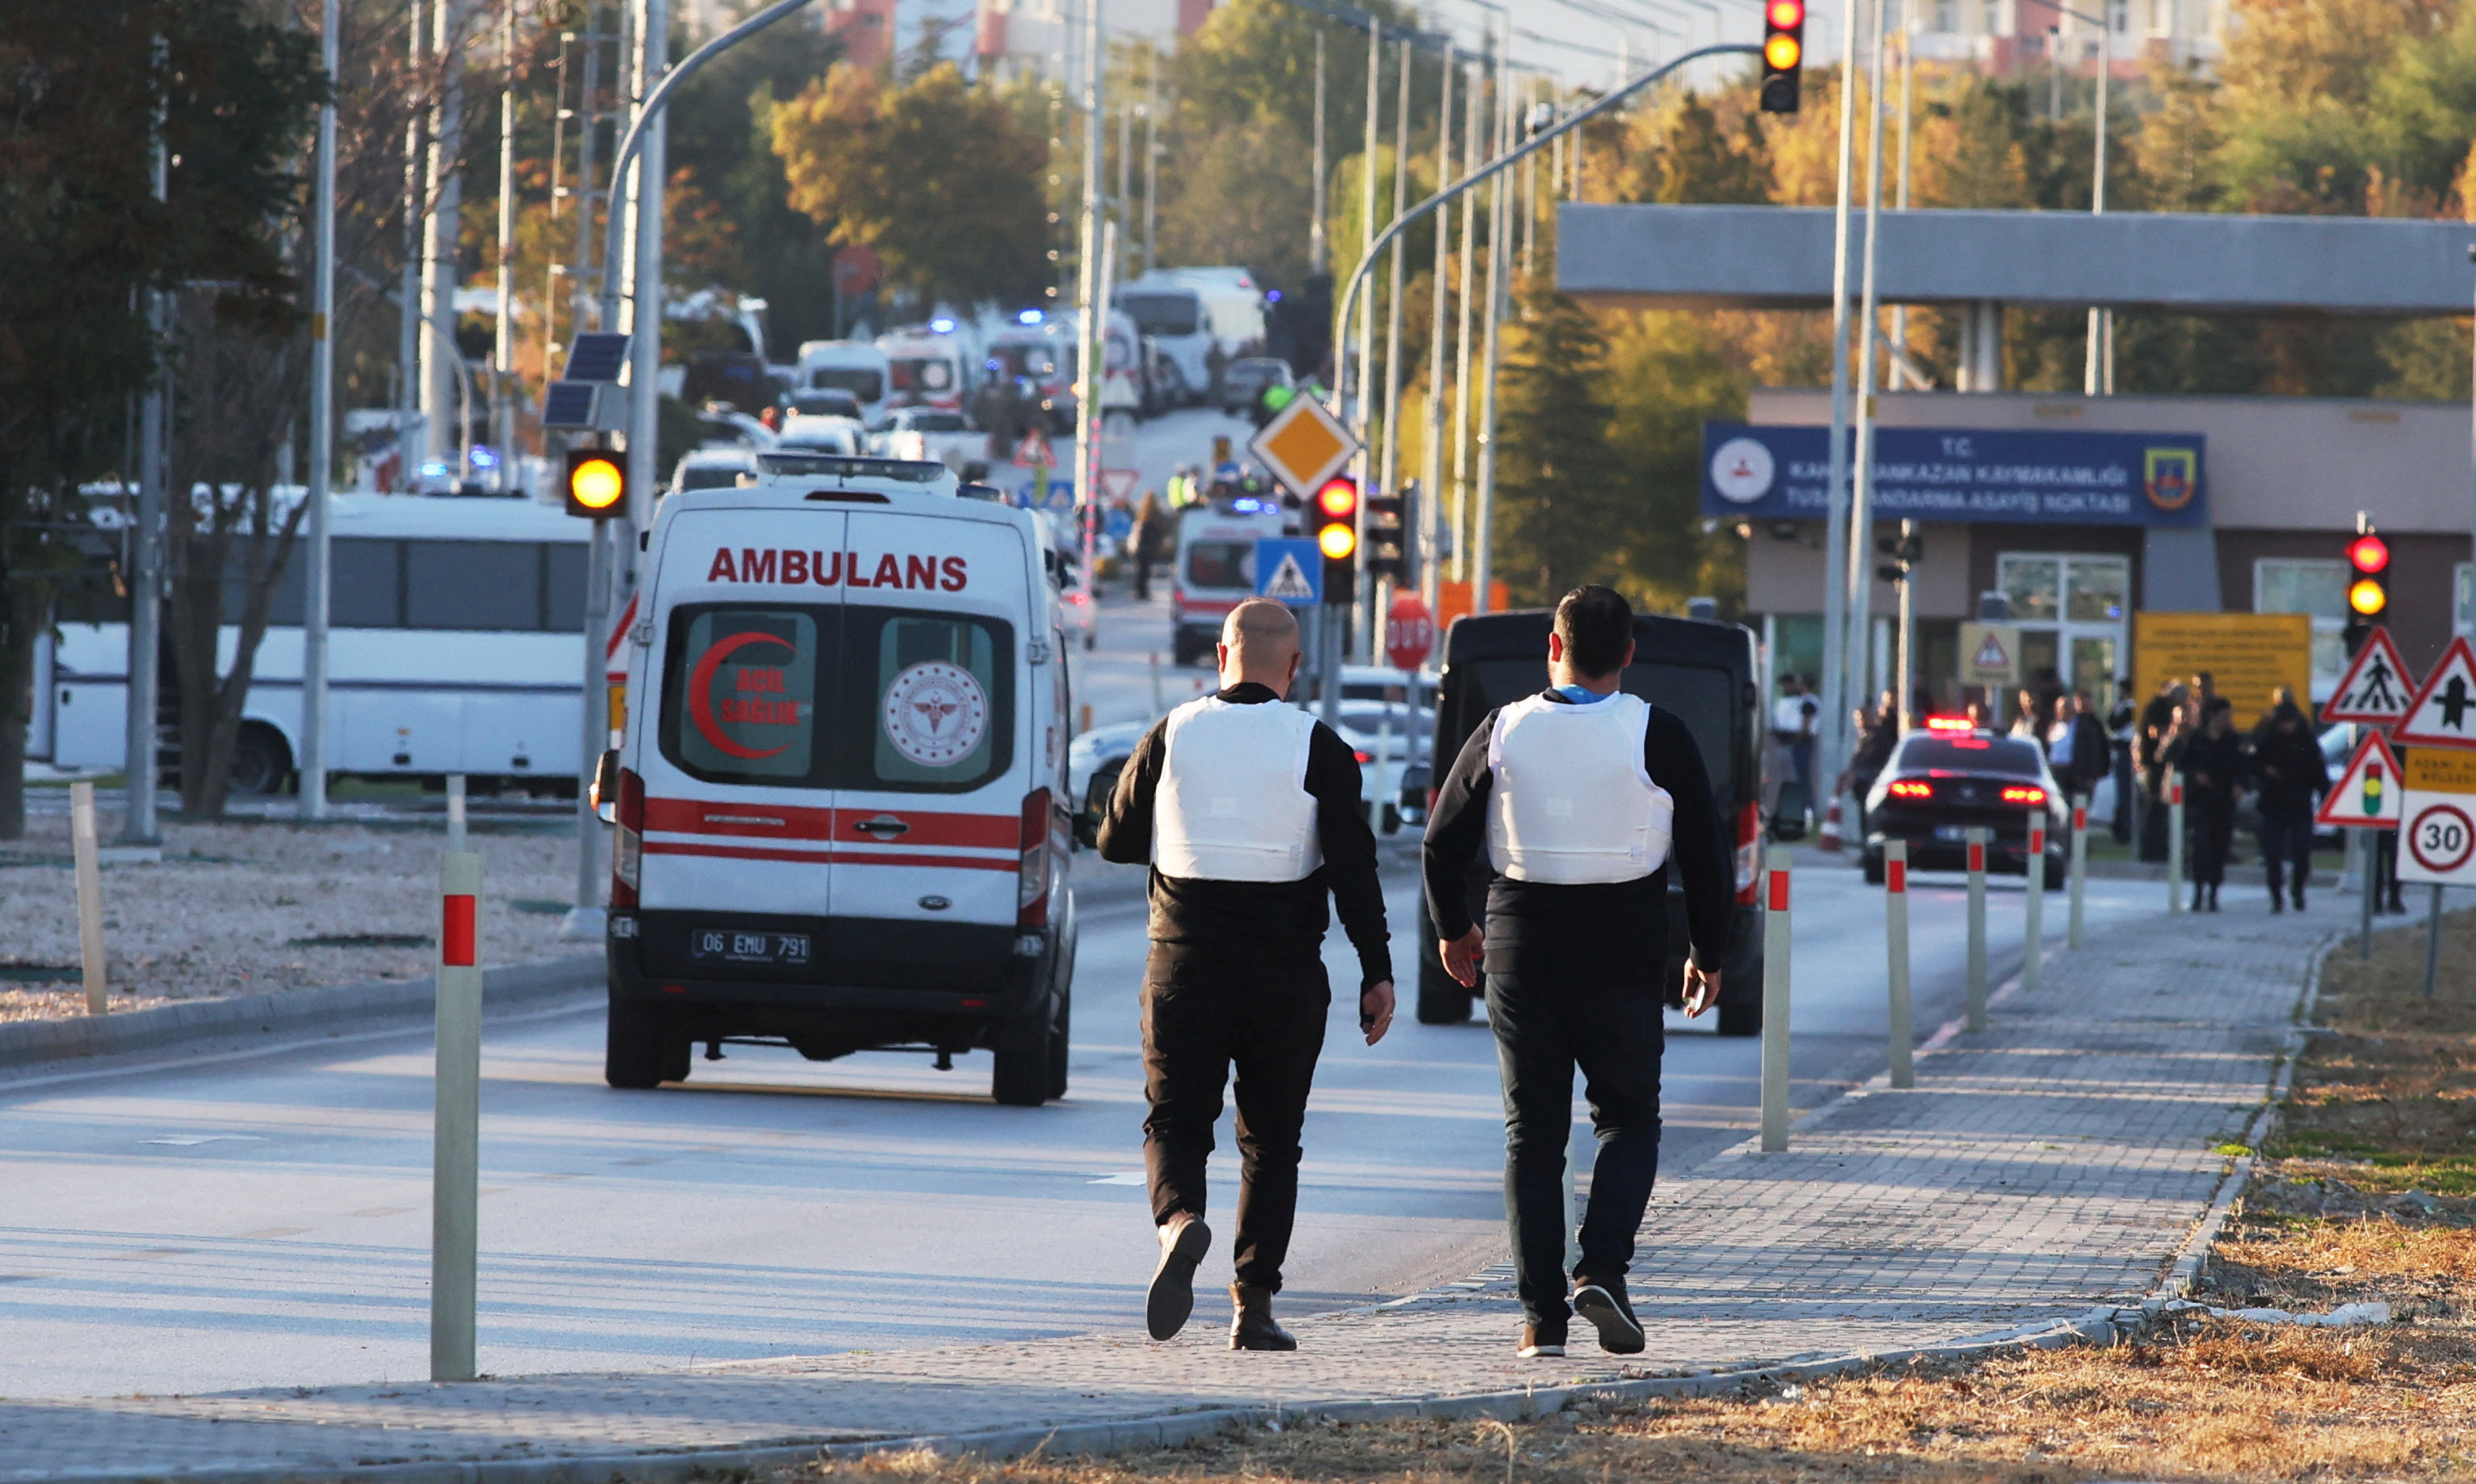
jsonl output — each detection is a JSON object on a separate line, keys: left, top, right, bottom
{"left": 2167, "top": 772, "right": 2186, "bottom": 914}
{"left": 2067, "top": 803, "right": 2088, "bottom": 949}
{"left": 1884, "top": 839, "right": 1913, "bottom": 1089}
{"left": 70, "top": 780, "right": 107, "bottom": 1015}
{"left": 2023, "top": 819, "right": 2046, "bottom": 994}
{"left": 1965, "top": 826, "right": 1989, "bottom": 1032}
{"left": 445, "top": 773, "right": 467, "bottom": 854}
{"left": 432, "top": 851, "right": 484, "bottom": 1383}
{"left": 1759, "top": 847, "right": 1793, "bottom": 1153}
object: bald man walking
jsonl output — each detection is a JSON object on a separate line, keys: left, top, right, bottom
{"left": 1097, "top": 599, "right": 1394, "bottom": 1350}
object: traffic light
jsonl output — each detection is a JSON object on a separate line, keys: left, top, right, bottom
{"left": 1760, "top": 0, "right": 1805, "bottom": 114}
{"left": 2344, "top": 526, "right": 2389, "bottom": 651}
{"left": 1314, "top": 475, "right": 1358, "bottom": 606}
{"left": 1364, "top": 488, "right": 1407, "bottom": 584}
{"left": 565, "top": 447, "right": 627, "bottom": 519}
{"left": 1874, "top": 528, "right": 1923, "bottom": 584}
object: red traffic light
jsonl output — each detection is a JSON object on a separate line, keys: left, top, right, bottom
{"left": 1314, "top": 477, "right": 1358, "bottom": 522}
{"left": 2347, "top": 532, "right": 2390, "bottom": 574}
{"left": 1767, "top": 0, "right": 1803, "bottom": 26}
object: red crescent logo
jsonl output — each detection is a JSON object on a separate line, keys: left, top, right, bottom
{"left": 687, "top": 631, "right": 797, "bottom": 759}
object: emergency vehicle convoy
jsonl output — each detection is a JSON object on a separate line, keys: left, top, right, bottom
{"left": 595, "top": 452, "right": 1078, "bottom": 1105}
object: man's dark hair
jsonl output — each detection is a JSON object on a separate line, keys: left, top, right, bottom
{"left": 1553, "top": 585, "right": 1633, "bottom": 678}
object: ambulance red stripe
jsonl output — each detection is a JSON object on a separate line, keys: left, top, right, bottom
{"left": 643, "top": 798, "right": 1015, "bottom": 848}
{"left": 642, "top": 839, "right": 1014, "bottom": 870}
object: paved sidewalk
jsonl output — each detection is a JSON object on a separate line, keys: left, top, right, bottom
{"left": 0, "top": 907, "right": 2327, "bottom": 1482}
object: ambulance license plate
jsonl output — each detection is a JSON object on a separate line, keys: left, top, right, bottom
{"left": 690, "top": 928, "right": 812, "bottom": 966}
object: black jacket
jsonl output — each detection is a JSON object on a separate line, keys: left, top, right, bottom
{"left": 1095, "top": 683, "right": 1392, "bottom": 990}
{"left": 2054, "top": 713, "right": 2112, "bottom": 791}
{"left": 1421, "top": 691, "right": 1733, "bottom": 986}
{"left": 2165, "top": 729, "right": 2247, "bottom": 809}
{"left": 2250, "top": 720, "right": 2329, "bottom": 820}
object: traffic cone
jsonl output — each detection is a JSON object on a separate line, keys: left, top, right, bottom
{"left": 1818, "top": 796, "right": 1843, "bottom": 853}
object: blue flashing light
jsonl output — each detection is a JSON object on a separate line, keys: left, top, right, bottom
{"left": 469, "top": 445, "right": 499, "bottom": 469}
{"left": 1265, "top": 289, "right": 1282, "bottom": 303}
{"left": 417, "top": 460, "right": 450, "bottom": 479}
{"left": 1016, "top": 308, "right": 1045, "bottom": 325}
{"left": 1229, "top": 497, "right": 1267, "bottom": 513}
{"left": 930, "top": 317, "right": 956, "bottom": 333}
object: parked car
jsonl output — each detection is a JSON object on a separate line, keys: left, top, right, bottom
{"left": 1860, "top": 721, "right": 2070, "bottom": 886}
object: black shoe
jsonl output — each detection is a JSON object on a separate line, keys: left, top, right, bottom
{"left": 2270, "top": 893, "right": 2284, "bottom": 914}
{"left": 1572, "top": 1275, "right": 1646, "bottom": 1355}
{"left": 1229, "top": 1283, "right": 1297, "bottom": 1352}
{"left": 1146, "top": 1214, "right": 1210, "bottom": 1341}
{"left": 2293, "top": 885, "right": 2307, "bottom": 911}
{"left": 1517, "top": 1322, "right": 1566, "bottom": 1358}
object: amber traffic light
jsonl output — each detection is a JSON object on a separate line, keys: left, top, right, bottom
{"left": 1761, "top": 0, "right": 1805, "bottom": 113}
{"left": 1314, "top": 476, "right": 1358, "bottom": 604}
{"left": 2347, "top": 530, "right": 2389, "bottom": 618}
{"left": 565, "top": 448, "right": 627, "bottom": 519}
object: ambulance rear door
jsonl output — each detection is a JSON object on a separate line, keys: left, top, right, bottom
{"left": 637, "top": 509, "right": 845, "bottom": 956}
{"left": 826, "top": 507, "right": 1032, "bottom": 990}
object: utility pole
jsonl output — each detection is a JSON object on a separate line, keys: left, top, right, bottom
{"left": 622, "top": 0, "right": 667, "bottom": 540}
{"left": 1141, "top": 46, "right": 1158, "bottom": 276}
{"left": 122, "top": 36, "right": 170, "bottom": 847}
{"left": 1890, "top": 0, "right": 1915, "bottom": 386}
{"left": 1419, "top": 53, "right": 1452, "bottom": 612}
{"left": 1819, "top": 0, "right": 1864, "bottom": 821}
{"left": 1351, "top": 16, "right": 1380, "bottom": 658}
{"left": 1469, "top": 26, "right": 1511, "bottom": 619}
{"left": 422, "top": 0, "right": 468, "bottom": 477}
{"left": 1448, "top": 59, "right": 1479, "bottom": 583}
{"left": 401, "top": 0, "right": 427, "bottom": 477}
{"left": 1074, "top": 0, "right": 1104, "bottom": 597}
{"left": 1846, "top": 0, "right": 1891, "bottom": 735}
{"left": 494, "top": 0, "right": 519, "bottom": 490}
{"left": 1377, "top": 36, "right": 1410, "bottom": 549}
{"left": 1309, "top": 32, "right": 1327, "bottom": 275}
{"left": 300, "top": 0, "right": 341, "bottom": 821}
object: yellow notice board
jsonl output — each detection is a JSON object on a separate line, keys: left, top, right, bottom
{"left": 2133, "top": 612, "right": 2313, "bottom": 726}
{"left": 2407, "top": 750, "right": 2476, "bottom": 793}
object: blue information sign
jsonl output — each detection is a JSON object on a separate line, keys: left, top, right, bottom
{"left": 1254, "top": 537, "right": 1324, "bottom": 607}
{"left": 1700, "top": 422, "right": 2206, "bottom": 527}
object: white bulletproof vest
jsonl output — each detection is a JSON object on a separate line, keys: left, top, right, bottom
{"left": 1154, "top": 696, "right": 1323, "bottom": 882}
{"left": 1486, "top": 692, "right": 1675, "bottom": 885}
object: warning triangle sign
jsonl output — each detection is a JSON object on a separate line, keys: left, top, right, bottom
{"left": 2323, "top": 626, "right": 2417, "bottom": 725}
{"left": 2392, "top": 636, "right": 2476, "bottom": 749}
{"left": 2317, "top": 728, "right": 2405, "bottom": 829}
{"left": 1971, "top": 631, "right": 2011, "bottom": 671}
{"left": 1011, "top": 429, "right": 1056, "bottom": 469}
{"left": 1263, "top": 552, "right": 1317, "bottom": 602}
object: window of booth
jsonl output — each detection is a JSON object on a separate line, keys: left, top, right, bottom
{"left": 2255, "top": 557, "right": 2348, "bottom": 701}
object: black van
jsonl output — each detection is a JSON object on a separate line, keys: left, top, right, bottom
{"left": 1419, "top": 609, "right": 1768, "bottom": 1035}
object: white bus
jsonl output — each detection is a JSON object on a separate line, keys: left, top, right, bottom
{"left": 793, "top": 340, "right": 894, "bottom": 424}
{"left": 1114, "top": 279, "right": 1213, "bottom": 406}
{"left": 36, "top": 494, "right": 595, "bottom": 797}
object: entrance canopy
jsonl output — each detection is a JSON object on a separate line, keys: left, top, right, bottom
{"left": 1557, "top": 204, "right": 2476, "bottom": 316}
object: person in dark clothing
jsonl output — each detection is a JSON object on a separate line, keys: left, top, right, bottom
{"left": 1839, "top": 691, "right": 1900, "bottom": 832}
{"left": 1096, "top": 597, "right": 1393, "bottom": 1352}
{"left": 2046, "top": 693, "right": 2112, "bottom": 805}
{"left": 1423, "top": 586, "right": 1734, "bottom": 1360}
{"left": 2249, "top": 700, "right": 2328, "bottom": 912}
{"left": 2166, "top": 697, "right": 2244, "bottom": 910}
{"left": 1128, "top": 491, "right": 1167, "bottom": 600}
{"left": 2138, "top": 681, "right": 2189, "bottom": 861}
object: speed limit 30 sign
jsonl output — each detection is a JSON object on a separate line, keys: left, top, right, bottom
{"left": 2398, "top": 749, "right": 2476, "bottom": 885}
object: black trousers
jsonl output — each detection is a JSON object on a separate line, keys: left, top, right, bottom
{"left": 2259, "top": 809, "right": 2314, "bottom": 896}
{"left": 1140, "top": 949, "right": 1330, "bottom": 1292}
{"left": 1484, "top": 970, "right": 1665, "bottom": 1329}
{"left": 2188, "top": 800, "right": 2234, "bottom": 887}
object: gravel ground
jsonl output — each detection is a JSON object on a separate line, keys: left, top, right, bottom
{"left": 0, "top": 807, "right": 602, "bottom": 1022}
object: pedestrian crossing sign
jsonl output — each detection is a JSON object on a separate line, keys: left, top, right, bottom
{"left": 2316, "top": 728, "right": 2402, "bottom": 830}
{"left": 2323, "top": 626, "right": 2415, "bottom": 725}
{"left": 1254, "top": 537, "right": 1323, "bottom": 607}
{"left": 2390, "top": 635, "right": 2476, "bottom": 749}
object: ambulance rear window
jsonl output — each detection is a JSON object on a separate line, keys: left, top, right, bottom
{"left": 858, "top": 608, "right": 1013, "bottom": 792}
{"left": 660, "top": 606, "right": 824, "bottom": 785}
{"left": 1184, "top": 541, "right": 1254, "bottom": 590}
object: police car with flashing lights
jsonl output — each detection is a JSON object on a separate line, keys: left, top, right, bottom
{"left": 592, "top": 452, "right": 1078, "bottom": 1105}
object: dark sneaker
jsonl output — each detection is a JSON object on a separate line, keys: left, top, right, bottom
{"left": 1573, "top": 1275, "right": 1646, "bottom": 1355}
{"left": 1146, "top": 1214, "right": 1211, "bottom": 1341}
{"left": 1229, "top": 1283, "right": 1298, "bottom": 1352}
{"left": 1517, "top": 1322, "right": 1566, "bottom": 1358}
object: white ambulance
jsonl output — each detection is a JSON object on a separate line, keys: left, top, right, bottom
{"left": 595, "top": 452, "right": 1077, "bottom": 1104}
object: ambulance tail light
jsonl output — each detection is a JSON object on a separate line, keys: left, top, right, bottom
{"left": 1018, "top": 787, "right": 1053, "bottom": 927}
{"left": 1735, "top": 801, "right": 1760, "bottom": 905}
{"left": 612, "top": 767, "right": 644, "bottom": 907}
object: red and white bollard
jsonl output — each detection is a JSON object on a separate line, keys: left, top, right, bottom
{"left": 1884, "top": 839, "right": 1913, "bottom": 1089}
{"left": 1760, "top": 848, "right": 1793, "bottom": 1152}
{"left": 1818, "top": 796, "right": 1843, "bottom": 852}
{"left": 433, "top": 851, "right": 483, "bottom": 1383}
{"left": 2167, "top": 772, "right": 2187, "bottom": 914}
{"left": 2068, "top": 803, "right": 2088, "bottom": 949}
{"left": 2023, "top": 818, "right": 2047, "bottom": 994}
{"left": 1965, "top": 826, "right": 1990, "bottom": 1032}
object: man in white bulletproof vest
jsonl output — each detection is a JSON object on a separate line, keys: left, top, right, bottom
{"left": 1423, "top": 585, "right": 1733, "bottom": 1360}
{"left": 1096, "top": 597, "right": 1394, "bottom": 1351}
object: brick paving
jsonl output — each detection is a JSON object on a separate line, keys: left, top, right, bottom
{"left": 0, "top": 910, "right": 2327, "bottom": 1480}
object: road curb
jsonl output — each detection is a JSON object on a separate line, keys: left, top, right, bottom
{"left": 0, "top": 956, "right": 605, "bottom": 1071}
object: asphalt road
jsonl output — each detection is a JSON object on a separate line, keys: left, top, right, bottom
{"left": 0, "top": 831, "right": 2209, "bottom": 1399}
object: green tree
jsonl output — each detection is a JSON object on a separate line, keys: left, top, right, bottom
{"left": 1490, "top": 284, "right": 1633, "bottom": 607}
{"left": 772, "top": 60, "right": 1047, "bottom": 311}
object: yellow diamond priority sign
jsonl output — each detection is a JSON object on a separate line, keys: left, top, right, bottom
{"left": 1248, "top": 395, "right": 1360, "bottom": 499}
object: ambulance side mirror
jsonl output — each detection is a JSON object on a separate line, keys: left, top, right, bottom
{"left": 591, "top": 750, "right": 620, "bottom": 825}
